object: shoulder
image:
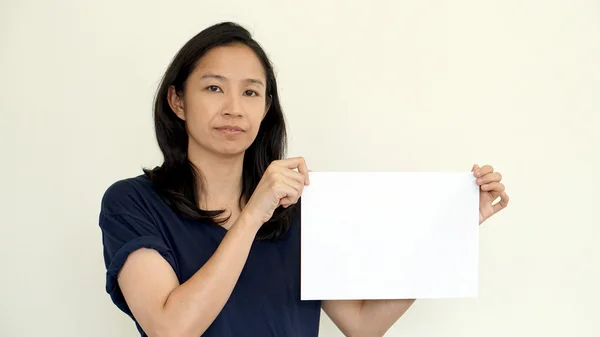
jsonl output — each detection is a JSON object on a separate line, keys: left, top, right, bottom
{"left": 100, "top": 174, "right": 159, "bottom": 217}
{"left": 98, "top": 174, "right": 173, "bottom": 255}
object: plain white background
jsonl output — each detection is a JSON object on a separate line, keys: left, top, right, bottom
{"left": 1, "top": 0, "right": 599, "bottom": 336}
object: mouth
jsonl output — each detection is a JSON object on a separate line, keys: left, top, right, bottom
{"left": 215, "top": 125, "right": 245, "bottom": 134}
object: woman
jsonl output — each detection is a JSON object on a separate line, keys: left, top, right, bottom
{"left": 99, "top": 22, "right": 509, "bottom": 337}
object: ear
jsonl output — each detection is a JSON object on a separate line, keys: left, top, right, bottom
{"left": 167, "top": 85, "right": 186, "bottom": 120}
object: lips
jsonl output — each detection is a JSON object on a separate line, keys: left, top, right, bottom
{"left": 217, "top": 126, "right": 243, "bottom": 131}
{"left": 215, "top": 125, "right": 245, "bottom": 133}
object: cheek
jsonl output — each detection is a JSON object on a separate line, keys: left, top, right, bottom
{"left": 184, "top": 111, "right": 210, "bottom": 131}
{"left": 246, "top": 110, "right": 267, "bottom": 136}
{"left": 184, "top": 98, "right": 219, "bottom": 128}
{"left": 246, "top": 99, "right": 267, "bottom": 121}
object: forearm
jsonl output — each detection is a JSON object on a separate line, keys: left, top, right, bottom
{"left": 324, "top": 298, "right": 416, "bottom": 337}
{"left": 357, "top": 299, "right": 416, "bottom": 336}
{"left": 160, "top": 213, "right": 259, "bottom": 336}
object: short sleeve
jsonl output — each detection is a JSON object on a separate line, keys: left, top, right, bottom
{"left": 98, "top": 181, "right": 178, "bottom": 316}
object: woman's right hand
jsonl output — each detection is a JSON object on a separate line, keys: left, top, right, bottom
{"left": 242, "top": 157, "right": 310, "bottom": 226}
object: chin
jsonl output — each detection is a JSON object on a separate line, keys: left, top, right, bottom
{"left": 213, "top": 144, "right": 249, "bottom": 157}
{"left": 191, "top": 137, "right": 252, "bottom": 159}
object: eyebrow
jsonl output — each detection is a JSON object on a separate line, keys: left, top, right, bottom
{"left": 200, "top": 74, "right": 265, "bottom": 87}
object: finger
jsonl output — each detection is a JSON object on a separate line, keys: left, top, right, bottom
{"left": 481, "top": 182, "right": 505, "bottom": 192}
{"left": 477, "top": 165, "right": 494, "bottom": 177}
{"left": 472, "top": 164, "right": 482, "bottom": 177}
{"left": 277, "top": 157, "right": 310, "bottom": 185}
{"left": 492, "top": 191, "right": 509, "bottom": 213}
{"left": 477, "top": 172, "right": 502, "bottom": 185}
{"left": 296, "top": 159, "right": 310, "bottom": 185}
{"left": 490, "top": 190, "right": 503, "bottom": 200}
{"left": 282, "top": 176, "right": 304, "bottom": 196}
{"left": 278, "top": 168, "right": 308, "bottom": 186}
{"left": 279, "top": 177, "right": 304, "bottom": 207}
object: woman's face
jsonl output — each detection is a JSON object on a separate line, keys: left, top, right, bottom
{"left": 169, "top": 43, "right": 269, "bottom": 158}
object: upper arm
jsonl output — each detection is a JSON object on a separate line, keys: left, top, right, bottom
{"left": 99, "top": 181, "right": 180, "bottom": 335}
{"left": 118, "top": 247, "right": 180, "bottom": 335}
{"left": 322, "top": 300, "right": 363, "bottom": 337}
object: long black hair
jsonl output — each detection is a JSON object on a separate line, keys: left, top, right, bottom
{"left": 143, "top": 22, "right": 294, "bottom": 241}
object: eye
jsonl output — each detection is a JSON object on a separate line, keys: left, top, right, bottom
{"left": 207, "top": 85, "right": 222, "bottom": 93}
{"left": 244, "top": 90, "right": 259, "bottom": 97}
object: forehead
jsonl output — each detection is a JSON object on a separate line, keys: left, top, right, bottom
{"left": 193, "top": 44, "right": 265, "bottom": 80}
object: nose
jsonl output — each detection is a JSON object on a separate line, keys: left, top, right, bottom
{"left": 222, "top": 92, "right": 243, "bottom": 118}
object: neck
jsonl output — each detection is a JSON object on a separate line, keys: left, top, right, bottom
{"left": 188, "top": 147, "right": 244, "bottom": 212}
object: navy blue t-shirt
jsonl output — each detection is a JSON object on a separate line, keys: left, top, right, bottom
{"left": 98, "top": 174, "right": 322, "bottom": 336}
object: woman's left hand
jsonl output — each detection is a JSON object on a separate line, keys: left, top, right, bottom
{"left": 472, "top": 164, "right": 510, "bottom": 224}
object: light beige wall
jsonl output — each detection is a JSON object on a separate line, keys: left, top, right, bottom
{"left": 1, "top": 0, "right": 598, "bottom": 336}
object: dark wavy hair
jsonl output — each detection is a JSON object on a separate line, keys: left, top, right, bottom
{"left": 143, "top": 22, "right": 295, "bottom": 241}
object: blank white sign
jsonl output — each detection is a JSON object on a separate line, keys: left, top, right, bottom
{"left": 300, "top": 172, "right": 480, "bottom": 300}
